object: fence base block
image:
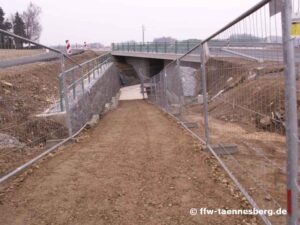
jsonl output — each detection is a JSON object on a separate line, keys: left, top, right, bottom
{"left": 45, "top": 139, "right": 65, "bottom": 149}
{"left": 183, "top": 122, "right": 199, "bottom": 129}
{"left": 204, "top": 144, "right": 238, "bottom": 156}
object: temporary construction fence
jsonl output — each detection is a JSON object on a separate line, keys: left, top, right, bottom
{"left": 0, "top": 29, "right": 121, "bottom": 184}
{"left": 147, "top": 0, "right": 299, "bottom": 224}
{"left": 0, "top": 1, "right": 299, "bottom": 224}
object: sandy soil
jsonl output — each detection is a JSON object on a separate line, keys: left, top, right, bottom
{"left": 0, "top": 49, "right": 45, "bottom": 61}
{"left": 0, "top": 101, "right": 258, "bottom": 225}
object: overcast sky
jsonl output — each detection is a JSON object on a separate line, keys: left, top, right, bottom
{"left": 1, "top": 0, "right": 261, "bottom": 46}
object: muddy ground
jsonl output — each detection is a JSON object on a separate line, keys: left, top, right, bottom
{"left": 0, "top": 100, "right": 258, "bottom": 225}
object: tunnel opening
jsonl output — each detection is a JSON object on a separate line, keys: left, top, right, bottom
{"left": 113, "top": 56, "right": 164, "bottom": 86}
{"left": 113, "top": 56, "right": 165, "bottom": 100}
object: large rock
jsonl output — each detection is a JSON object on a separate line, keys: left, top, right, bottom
{"left": 1, "top": 80, "right": 13, "bottom": 87}
{"left": 259, "top": 116, "right": 272, "bottom": 128}
{"left": 0, "top": 133, "right": 24, "bottom": 149}
{"left": 85, "top": 114, "right": 100, "bottom": 129}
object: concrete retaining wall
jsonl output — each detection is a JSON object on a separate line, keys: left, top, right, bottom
{"left": 70, "top": 63, "right": 121, "bottom": 133}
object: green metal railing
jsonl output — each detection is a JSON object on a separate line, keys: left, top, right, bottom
{"left": 111, "top": 41, "right": 201, "bottom": 55}
{"left": 59, "top": 53, "right": 112, "bottom": 111}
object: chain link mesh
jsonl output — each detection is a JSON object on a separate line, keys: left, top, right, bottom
{"left": 147, "top": 1, "right": 298, "bottom": 224}
{"left": 0, "top": 30, "right": 68, "bottom": 178}
{"left": 0, "top": 30, "right": 121, "bottom": 183}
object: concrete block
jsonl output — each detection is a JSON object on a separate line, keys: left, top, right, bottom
{"left": 183, "top": 122, "right": 198, "bottom": 129}
{"left": 86, "top": 114, "right": 100, "bottom": 129}
{"left": 45, "top": 139, "right": 64, "bottom": 149}
{"left": 198, "top": 93, "right": 208, "bottom": 104}
{"left": 198, "top": 95, "right": 204, "bottom": 104}
{"left": 204, "top": 144, "right": 238, "bottom": 156}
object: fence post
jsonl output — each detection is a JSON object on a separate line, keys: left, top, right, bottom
{"left": 61, "top": 54, "right": 73, "bottom": 137}
{"left": 150, "top": 78, "right": 153, "bottom": 101}
{"left": 281, "top": 0, "right": 299, "bottom": 224}
{"left": 72, "top": 69, "right": 76, "bottom": 99}
{"left": 96, "top": 58, "right": 99, "bottom": 76}
{"left": 88, "top": 62, "right": 91, "bottom": 83}
{"left": 93, "top": 60, "right": 96, "bottom": 79}
{"left": 59, "top": 74, "right": 64, "bottom": 111}
{"left": 81, "top": 67, "right": 85, "bottom": 94}
{"left": 139, "top": 69, "right": 145, "bottom": 100}
{"left": 154, "top": 76, "right": 157, "bottom": 104}
{"left": 201, "top": 44, "right": 210, "bottom": 146}
{"left": 163, "top": 70, "right": 168, "bottom": 111}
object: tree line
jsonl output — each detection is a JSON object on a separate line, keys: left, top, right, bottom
{"left": 0, "top": 2, "right": 42, "bottom": 49}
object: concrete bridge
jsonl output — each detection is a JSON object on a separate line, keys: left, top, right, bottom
{"left": 111, "top": 41, "right": 293, "bottom": 68}
{"left": 111, "top": 41, "right": 201, "bottom": 63}
{"left": 111, "top": 41, "right": 202, "bottom": 82}
{"left": 110, "top": 41, "right": 289, "bottom": 83}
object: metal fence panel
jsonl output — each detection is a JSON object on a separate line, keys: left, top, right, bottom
{"left": 147, "top": 0, "right": 299, "bottom": 224}
{"left": 0, "top": 29, "right": 121, "bottom": 184}
{"left": 0, "top": 29, "right": 70, "bottom": 181}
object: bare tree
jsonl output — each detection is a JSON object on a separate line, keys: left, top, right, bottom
{"left": 22, "top": 2, "right": 42, "bottom": 42}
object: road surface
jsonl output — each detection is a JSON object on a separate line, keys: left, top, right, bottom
{"left": 0, "top": 49, "right": 84, "bottom": 68}
{"left": 112, "top": 46, "right": 300, "bottom": 63}
{"left": 0, "top": 100, "right": 254, "bottom": 225}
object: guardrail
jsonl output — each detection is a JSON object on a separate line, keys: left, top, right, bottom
{"left": 112, "top": 41, "right": 282, "bottom": 55}
{"left": 112, "top": 41, "right": 201, "bottom": 54}
{"left": 58, "top": 53, "right": 112, "bottom": 112}
{"left": 112, "top": 40, "right": 283, "bottom": 63}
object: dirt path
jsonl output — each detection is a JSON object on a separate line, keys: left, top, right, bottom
{"left": 0, "top": 100, "right": 255, "bottom": 225}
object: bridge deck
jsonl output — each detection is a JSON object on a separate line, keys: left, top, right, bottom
{"left": 112, "top": 51, "right": 200, "bottom": 62}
